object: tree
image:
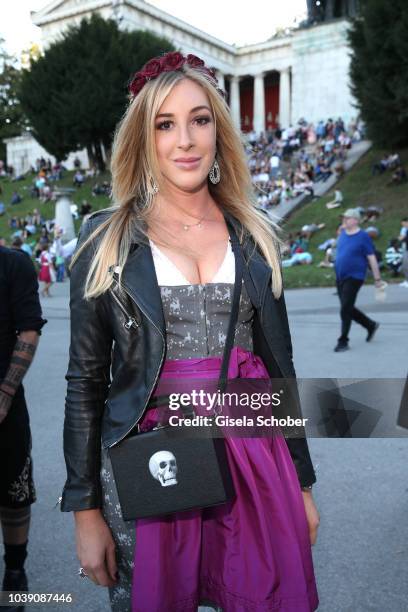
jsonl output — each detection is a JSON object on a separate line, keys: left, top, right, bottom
{"left": 0, "top": 41, "right": 27, "bottom": 160}
{"left": 348, "top": 0, "right": 408, "bottom": 148}
{"left": 19, "top": 15, "right": 174, "bottom": 170}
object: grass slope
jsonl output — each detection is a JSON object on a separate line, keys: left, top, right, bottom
{"left": 281, "top": 147, "right": 408, "bottom": 288}
{"left": 0, "top": 171, "right": 112, "bottom": 241}
{"left": 0, "top": 148, "right": 406, "bottom": 289}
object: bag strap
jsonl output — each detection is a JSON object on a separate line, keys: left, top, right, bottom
{"left": 216, "top": 226, "right": 243, "bottom": 393}
{"left": 228, "top": 224, "right": 261, "bottom": 310}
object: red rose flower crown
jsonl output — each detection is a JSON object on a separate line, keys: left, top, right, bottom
{"left": 128, "top": 51, "right": 224, "bottom": 99}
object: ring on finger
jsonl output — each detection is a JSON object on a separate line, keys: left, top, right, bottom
{"left": 78, "top": 567, "right": 88, "bottom": 579}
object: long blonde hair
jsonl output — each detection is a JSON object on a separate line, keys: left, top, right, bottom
{"left": 72, "top": 63, "right": 283, "bottom": 299}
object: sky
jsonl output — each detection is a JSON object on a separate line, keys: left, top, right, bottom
{"left": 1, "top": 0, "right": 307, "bottom": 58}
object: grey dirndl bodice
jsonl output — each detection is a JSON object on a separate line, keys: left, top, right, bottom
{"left": 159, "top": 282, "right": 254, "bottom": 360}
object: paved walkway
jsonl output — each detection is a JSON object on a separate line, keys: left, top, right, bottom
{"left": 269, "top": 140, "right": 372, "bottom": 222}
{"left": 0, "top": 281, "right": 407, "bottom": 611}
{"left": 286, "top": 282, "right": 408, "bottom": 378}
{"left": 285, "top": 282, "right": 408, "bottom": 439}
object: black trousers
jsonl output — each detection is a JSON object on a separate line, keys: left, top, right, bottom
{"left": 336, "top": 277, "right": 374, "bottom": 343}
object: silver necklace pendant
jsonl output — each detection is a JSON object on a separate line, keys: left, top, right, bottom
{"left": 183, "top": 220, "right": 203, "bottom": 231}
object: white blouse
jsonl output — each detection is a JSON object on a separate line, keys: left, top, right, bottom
{"left": 149, "top": 238, "right": 235, "bottom": 286}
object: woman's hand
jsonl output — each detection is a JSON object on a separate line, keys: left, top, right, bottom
{"left": 74, "top": 509, "right": 118, "bottom": 587}
{"left": 301, "top": 490, "right": 320, "bottom": 546}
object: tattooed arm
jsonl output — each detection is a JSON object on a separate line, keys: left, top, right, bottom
{"left": 0, "top": 249, "right": 46, "bottom": 425}
{"left": 0, "top": 331, "right": 40, "bottom": 424}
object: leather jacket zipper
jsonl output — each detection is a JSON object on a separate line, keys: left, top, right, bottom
{"left": 108, "top": 276, "right": 166, "bottom": 447}
{"left": 109, "top": 287, "right": 140, "bottom": 330}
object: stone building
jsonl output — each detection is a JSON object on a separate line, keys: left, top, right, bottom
{"left": 6, "top": 0, "right": 359, "bottom": 174}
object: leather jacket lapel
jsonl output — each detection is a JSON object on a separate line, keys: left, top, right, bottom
{"left": 121, "top": 243, "right": 166, "bottom": 338}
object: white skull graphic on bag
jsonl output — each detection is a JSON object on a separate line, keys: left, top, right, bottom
{"left": 148, "top": 451, "right": 178, "bottom": 487}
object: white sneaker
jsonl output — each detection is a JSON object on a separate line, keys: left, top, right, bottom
{"left": 399, "top": 280, "right": 408, "bottom": 288}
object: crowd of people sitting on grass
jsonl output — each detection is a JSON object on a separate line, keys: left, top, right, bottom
{"left": 247, "top": 117, "right": 362, "bottom": 210}
{"left": 0, "top": 155, "right": 108, "bottom": 202}
{"left": 27, "top": 158, "right": 64, "bottom": 201}
{"left": 285, "top": 206, "right": 408, "bottom": 287}
{"left": 0, "top": 197, "right": 97, "bottom": 292}
{"left": 3, "top": 118, "right": 407, "bottom": 286}
{"left": 372, "top": 152, "right": 407, "bottom": 186}
{"left": 280, "top": 222, "right": 327, "bottom": 267}
{"left": 0, "top": 157, "right": 112, "bottom": 228}
{"left": 7, "top": 208, "right": 42, "bottom": 231}
{"left": 1, "top": 115, "right": 358, "bottom": 214}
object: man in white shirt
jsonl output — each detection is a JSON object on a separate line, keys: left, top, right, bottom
{"left": 398, "top": 217, "right": 408, "bottom": 242}
{"left": 269, "top": 153, "right": 280, "bottom": 178}
{"left": 281, "top": 128, "right": 289, "bottom": 142}
{"left": 248, "top": 130, "right": 257, "bottom": 146}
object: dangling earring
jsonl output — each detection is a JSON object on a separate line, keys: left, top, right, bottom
{"left": 149, "top": 175, "right": 159, "bottom": 194}
{"left": 209, "top": 158, "right": 220, "bottom": 184}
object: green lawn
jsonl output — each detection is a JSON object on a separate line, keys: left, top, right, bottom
{"left": 0, "top": 170, "right": 111, "bottom": 241}
{"left": 1, "top": 147, "right": 406, "bottom": 289}
{"left": 281, "top": 147, "right": 408, "bottom": 288}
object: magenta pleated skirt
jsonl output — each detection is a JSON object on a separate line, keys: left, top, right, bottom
{"left": 131, "top": 347, "right": 319, "bottom": 612}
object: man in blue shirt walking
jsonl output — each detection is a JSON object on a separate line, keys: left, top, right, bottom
{"left": 334, "top": 209, "right": 383, "bottom": 352}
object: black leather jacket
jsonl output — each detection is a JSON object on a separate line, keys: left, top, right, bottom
{"left": 61, "top": 210, "right": 316, "bottom": 512}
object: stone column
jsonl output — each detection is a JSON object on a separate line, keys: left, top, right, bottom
{"left": 325, "top": 0, "right": 335, "bottom": 19}
{"left": 253, "top": 72, "right": 265, "bottom": 136}
{"left": 279, "top": 67, "right": 291, "bottom": 129}
{"left": 230, "top": 76, "right": 241, "bottom": 129}
{"left": 347, "top": 0, "right": 358, "bottom": 17}
{"left": 55, "top": 195, "right": 76, "bottom": 242}
{"left": 215, "top": 70, "right": 225, "bottom": 91}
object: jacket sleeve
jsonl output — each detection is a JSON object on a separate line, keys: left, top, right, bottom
{"left": 61, "top": 219, "right": 113, "bottom": 512}
{"left": 275, "top": 289, "right": 317, "bottom": 488}
{"left": 8, "top": 251, "right": 47, "bottom": 335}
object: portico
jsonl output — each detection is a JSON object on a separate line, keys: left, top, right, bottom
{"left": 216, "top": 68, "right": 290, "bottom": 134}
{"left": 4, "top": 1, "right": 358, "bottom": 176}
{"left": 32, "top": 1, "right": 355, "bottom": 132}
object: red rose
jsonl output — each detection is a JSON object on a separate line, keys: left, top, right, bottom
{"left": 186, "top": 54, "right": 205, "bottom": 68}
{"left": 201, "top": 67, "right": 217, "bottom": 81}
{"left": 129, "top": 74, "right": 146, "bottom": 97}
{"left": 128, "top": 51, "right": 222, "bottom": 99}
{"left": 142, "top": 58, "right": 163, "bottom": 79}
{"left": 161, "top": 51, "right": 185, "bottom": 72}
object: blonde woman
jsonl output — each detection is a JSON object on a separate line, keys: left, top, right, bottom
{"left": 61, "top": 52, "right": 319, "bottom": 611}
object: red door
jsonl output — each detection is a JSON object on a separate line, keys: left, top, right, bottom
{"left": 240, "top": 78, "right": 253, "bottom": 132}
{"left": 265, "top": 82, "right": 279, "bottom": 129}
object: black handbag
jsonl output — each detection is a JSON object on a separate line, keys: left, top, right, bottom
{"left": 109, "top": 230, "right": 244, "bottom": 521}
